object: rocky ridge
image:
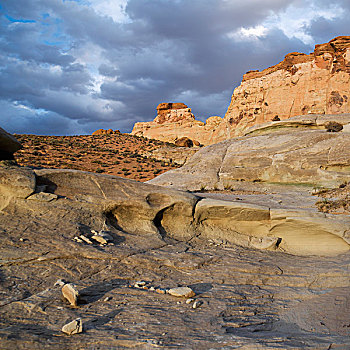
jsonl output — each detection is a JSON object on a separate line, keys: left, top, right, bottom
{"left": 131, "top": 36, "right": 350, "bottom": 145}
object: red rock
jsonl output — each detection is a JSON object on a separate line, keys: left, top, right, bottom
{"left": 92, "top": 129, "right": 120, "bottom": 136}
{"left": 131, "top": 36, "right": 350, "bottom": 145}
{"left": 131, "top": 103, "right": 223, "bottom": 146}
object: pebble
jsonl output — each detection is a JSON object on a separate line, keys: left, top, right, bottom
{"left": 91, "top": 234, "right": 108, "bottom": 245}
{"left": 192, "top": 300, "right": 203, "bottom": 309}
{"left": 104, "top": 296, "right": 111, "bottom": 302}
{"left": 73, "top": 236, "right": 83, "bottom": 243}
{"left": 168, "top": 287, "right": 195, "bottom": 298}
{"left": 61, "top": 318, "right": 83, "bottom": 335}
{"left": 62, "top": 283, "right": 80, "bottom": 306}
{"left": 79, "top": 235, "right": 93, "bottom": 244}
{"left": 186, "top": 298, "right": 194, "bottom": 304}
{"left": 155, "top": 288, "right": 167, "bottom": 294}
{"left": 149, "top": 286, "right": 155, "bottom": 291}
{"left": 134, "top": 281, "right": 146, "bottom": 288}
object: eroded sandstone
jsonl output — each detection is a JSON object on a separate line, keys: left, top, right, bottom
{"left": 131, "top": 37, "right": 350, "bottom": 145}
{"left": 1, "top": 165, "right": 350, "bottom": 348}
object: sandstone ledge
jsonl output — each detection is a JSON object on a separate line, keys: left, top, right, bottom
{"left": 1, "top": 165, "right": 349, "bottom": 256}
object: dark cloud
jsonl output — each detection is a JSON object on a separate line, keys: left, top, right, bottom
{"left": 0, "top": 0, "right": 348, "bottom": 135}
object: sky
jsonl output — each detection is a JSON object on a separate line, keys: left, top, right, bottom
{"left": 0, "top": 0, "right": 349, "bottom": 135}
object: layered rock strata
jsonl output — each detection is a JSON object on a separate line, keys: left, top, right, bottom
{"left": 223, "top": 36, "right": 350, "bottom": 137}
{"left": 131, "top": 36, "right": 350, "bottom": 144}
{"left": 149, "top": 124, "right": 350, "bottom": 190}
{"left": 131, "top": 103, "right": 223, "bottom": 146}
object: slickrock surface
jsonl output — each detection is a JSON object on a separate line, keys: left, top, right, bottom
{"left": 131, "top": 102, "right": 223, "bottom": 146}
{"left": 0, "top": 164, "right": 350, "bottom": 349}
{"left": 150, "top": 127, "right": 350, "bottom": 190}
{"left": 131, "top": 36, "right": 350, "bottom": 145}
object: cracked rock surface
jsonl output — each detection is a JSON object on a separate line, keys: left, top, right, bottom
{"left": 0, "top": 165, "right": 350, "bottom": 349}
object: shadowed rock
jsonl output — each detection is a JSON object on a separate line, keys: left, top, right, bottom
{"left": 0, "top": 127, "right": 22, "bottom": 160}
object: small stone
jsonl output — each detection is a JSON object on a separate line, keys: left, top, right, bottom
{"left": 149, "top": 286, "right": 155, "bottom": 291}
{"left": 62, "top": 283, "right": 79, "bottom": 306}
{"left": 155, "top": 288, "right": 167, "bottom": 294}
{"left": 186, "top": 298, "right": 194, "bottom": 304}
{"left": 177, "top": 301, "right": 181, "bottom": 304}
{"left": 104, "top": 296, "right": 111, "bottom": 302}
{"left": 134, "top": 281, "right": 146, "bottom": 288}
{"left": 168, "top": 287, "right": 195, "bottom": 298}
{"left": 73, "top": 236, "right": 83, "bottom": 243}
{"left": 91, "top": 234, "right": 108, "bottom": 245}
{"left": 192, "top": 300, "right": 203, "bottom": 309}
{"left": 79, "top": 235, "right": 93, "bottom": 244}
{"left": 61, "top": 318, "right": 83, "bottom": 335}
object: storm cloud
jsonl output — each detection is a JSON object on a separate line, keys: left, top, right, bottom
{"left": 0, "top": 0, "right": 348, "bottom": 135}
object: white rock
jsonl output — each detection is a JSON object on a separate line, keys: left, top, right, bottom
{"left": 61, "top": 318, "right": 83, "bottom": 335}
{"left": 168, "top": 287, "right": 195, "bottom": 298}
{"left": 91, "top": 234, "right": 108, "bottom": 245}
{"left": 79, "top": 235, "right": 93, "bottom": 244}
{"left": 62, "top": 283, "right": 79, "bottom": 306}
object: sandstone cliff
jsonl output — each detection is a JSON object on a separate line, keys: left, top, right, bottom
{"left": 131, "top": 36, "right": 350, "bottom": 145}
{"left": 131, "top": 102, "right": 223, "bottom": 146}
{"left": 223, "top": 36, "right": 350, "bottom": 137}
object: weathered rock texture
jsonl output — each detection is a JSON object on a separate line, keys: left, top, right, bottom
{"left": 1, "top": 164, "right": 350, "bottom": 348}
{"left": 149, "top": 127, "right": 350, "bottom": 191}
{"left": 131, "top": 102, "right": 223, "bottom": 146}
{"left": 223, "top": 36, "right": 350, "bottom": 137}
{"left": 131, "top": 37, "right": 350, "bottom": 145}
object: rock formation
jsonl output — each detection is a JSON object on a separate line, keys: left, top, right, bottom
{"left": 0, "top": 126, "right": 22, "bottom": 160}
{"left": 149, "top": 114, "right": 350, "bottom": 191}
{"left": 131, "top": 36, "right": 350, "bottom": 145}
{"left": 223, "top": 36, "right": 350, "bottom": 137}
{"left": 92, "top": 128, "right": 120, "bottom": 135}
{"left": 131, "top": 102, "right": 223, "bottom": 146}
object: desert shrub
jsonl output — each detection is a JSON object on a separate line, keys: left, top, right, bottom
{"left": 324, "top": 121, "right": 343, "bottom": 132}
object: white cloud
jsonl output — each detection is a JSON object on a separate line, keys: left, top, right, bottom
{"left": 87, "top": 0, "right": 129, "bottom": 22}
{"left": 264, "top": 1, "right": 344, "bottom": 44}
{"left": 228, "top": 25, "right": 268, "bottom": 42}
